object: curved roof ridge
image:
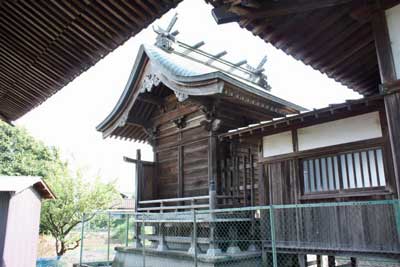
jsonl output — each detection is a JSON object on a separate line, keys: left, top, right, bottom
{"left": 97, "top": 43, "right": 306, "bottom": 139}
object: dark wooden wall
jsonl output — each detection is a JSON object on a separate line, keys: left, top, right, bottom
{"left": 153, "top": 96, "right": 210, "bottom": 199}
{"left": 138, "top": 88, "right": 277, "bottom": 204}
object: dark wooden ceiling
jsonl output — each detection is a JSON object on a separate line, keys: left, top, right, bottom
{"left": 208, "top": 0, "right": 400, "bottom": 97}
{"left": 0, "top": 0, "right": 181, "bottom": 122}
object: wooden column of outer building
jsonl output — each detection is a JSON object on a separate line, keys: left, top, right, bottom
{"left": 372, "top": 3, "right": 400, "bottom": 197}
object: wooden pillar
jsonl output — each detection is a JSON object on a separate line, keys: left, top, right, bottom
{"left": 207, "top": 134, "right": 221, "bottom": 256}
{"left": 133, "top": 149, "right": 142, "bottom": 248}
{"left": 316, "top": 255, "right": 322, "bottom": 267}
{"left": 372, "top": 6, "right": 400, "bottom": 197}
{"left": 135, "top": 149, "right": 142, "bottom": 210}
{"left": 156, "top": 202, "right": 167, "bottom": 251}
{"left": 178, "top": 132, "right": 184, "bottom": 199}
{"left": 297, "top": 255, "right": 307, "bottom": 267}
{"left": 350, "top": 257, "right": 358, "bottom": 267}
{"left": 208, "top": 134, "right": 218, "bottom": 210}
{"left": 258, "top": 140, "right": 268, "bottom": 206}
{"left": 328, "top": 256, "right": 336, "bottom": 267}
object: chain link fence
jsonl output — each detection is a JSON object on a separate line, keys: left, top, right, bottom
{"left": 78, "top": 200, "right": 400, "bottom": 267}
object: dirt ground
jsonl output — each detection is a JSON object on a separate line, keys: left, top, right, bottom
{"left": 38, "top": 232, "right": 116, "bottom": 267}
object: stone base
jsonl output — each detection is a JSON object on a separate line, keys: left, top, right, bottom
{"left": 187, "top": 244, "right": 201, "bottom": 255}
{"left": 247, "top": 244, "right": 258, "bottom": 252}
{"left": 226, "top": 246, "right": 241, "bottom": 254}
{"left": 113, "top": 246, "right": 262, "bottom": 267}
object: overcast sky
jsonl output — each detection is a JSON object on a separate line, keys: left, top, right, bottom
{"left": 15, "top": 0, "right": 360, "bottom": 195}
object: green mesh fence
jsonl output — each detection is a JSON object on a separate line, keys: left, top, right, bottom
{"left": 78, "top": 200, "right": 400, "bottom": 267}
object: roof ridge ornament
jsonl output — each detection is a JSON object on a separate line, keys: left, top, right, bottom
{"left": 152, "top": 13, "right": 271, "bottom": 91}
{"left": 153, "top": 13, "right": 179, "bottom": 51}
{"left": 245, "top": 56, "right": 270, "bottom": 90}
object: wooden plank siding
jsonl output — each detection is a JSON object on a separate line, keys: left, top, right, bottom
{"left": 152, "top": 98, "right": 211, "bottom": 200}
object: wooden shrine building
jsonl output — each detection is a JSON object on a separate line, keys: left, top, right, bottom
{"left": 97, "top": 17, "right": 305, "bottom": 214}
{"left": 97, "top": 2, "right": 400, "bottom": 265}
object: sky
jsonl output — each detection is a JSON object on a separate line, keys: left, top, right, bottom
{"left": 15, "top": 0, "right": 360, "bottom": 196}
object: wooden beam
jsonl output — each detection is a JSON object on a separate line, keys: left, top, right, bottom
{"left": 137, "top": 93, "right": 164, "bottom": 106}
{"left": 372, "top": 10, "right": 397, "bottom": 82}
{"left": 372, "top": 7, "right": 400, "bottom": 198}
{"left": 123, "top": 156, "right": 154, "bottom": 165}
{"left": 229, "top": 0, "right": 354, "bottom": 19}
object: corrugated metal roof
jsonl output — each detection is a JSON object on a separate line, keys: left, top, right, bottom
{"left": 0, "top": 176, "right": 55, "bottom": 199}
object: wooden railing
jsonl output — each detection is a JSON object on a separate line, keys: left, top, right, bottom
{"left": 219, "top": 151, "right": 257, "bottom": 207}
{"left": 137, "top": 195, "right": 210, "bottom": 212}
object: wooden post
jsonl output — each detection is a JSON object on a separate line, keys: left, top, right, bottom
{"left": 316, "top": 255, "right": 322, "bottom": 267}
{"left": 135, "top": 149, "right": 142, "bottom": 209}
{"left": 298, "top": 255, "right": 307, "bottom": 267}
{"left": 157, "top": 202, "right": 167, "bottom": 251}
{"left": 372, "top": 7, "right": 400, "bottom": 197}
{"left": 258, "top": 139, "right": 268, "bottom": 206}
{"left": 134, "top": 149, "right": 142, "bottom": 248}
{"left": 243, "top": 155, "right": 248, "bottom": 206}
{"left": 206, "top": 134, "right": 221, "bottom": 256}
{"left": 328, "top": 256, "right": 335, "bottom": 267}
{"left": 226, "top": 225, "right": 241, "bottom": 254}
{"left": 178, "top": 134, "right": 184, "bottom": 199}
{"left": 208, "top": 135, "right": 218, "bottom": 210}
{"left": 248, "top": 151, "right": 257, "bottom": 252}
{"left": 350, "top": 257, "right": 358, "bottom": 267}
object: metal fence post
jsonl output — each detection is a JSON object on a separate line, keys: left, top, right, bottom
{"left": 79, "top": 213, "right": 85, "bottom": 266}
{"left": 142, "top": 214, "right": 146, "bottom": 267}
{"left": 125, "top": 214, "right": 130, "bottom": 247}
{"left": 107, "top": 212, "right": 111, "bottom": 264}
{"left": 193, "top": 210, "right": 198, "bottom": 267}
{"left": 269, "top": 205, "right": 277, "bottom": 267}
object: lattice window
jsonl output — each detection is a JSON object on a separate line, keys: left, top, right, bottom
{"left": 302, "top": 147, "right": 386, "bottom": 193}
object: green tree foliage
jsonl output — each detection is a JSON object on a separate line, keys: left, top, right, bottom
{"left": 0, "top": 121, "right": 65, "bottom": 179}
{"left": 41, "top": 173, "right": 119, "bottom": 256}
{"left": 0, "top": 121, "right": 120, "bottom": 256}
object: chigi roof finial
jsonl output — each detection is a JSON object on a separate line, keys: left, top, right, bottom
{"left": 246, "top": 56, "right": 270, "bottom": 90}
{"left": 153, "top": 13, "right": 179, "bottom": 51}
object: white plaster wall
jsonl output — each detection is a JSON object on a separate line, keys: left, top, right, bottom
{"left": 386, "top": 4, "right": 400, "bottom": 79}
{"left": 298, "top": 112, "right": 382, "bottom": 151}
{"left": 263, "top": 131, "right": 293, "bottom": 157}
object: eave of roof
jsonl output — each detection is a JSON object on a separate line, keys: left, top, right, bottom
{"left": 0, "top": 1, "right": 181, "bottom": 121}
{"left": 208, "top": 0, "right": 400, "bottom": 97}
{"left": 219, "top": 95, "right": 384, "bottom": 140}
{"left": 0, "top": 176, "right": 56, "bottom": 200}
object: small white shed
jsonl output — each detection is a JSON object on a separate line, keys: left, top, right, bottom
{"left": 0, "top": 176, "right": 55, "bottom": 267}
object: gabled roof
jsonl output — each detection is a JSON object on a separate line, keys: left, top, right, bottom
{"left": 0, "top": 176, "right": 55, "bottom": 199}
{"left": 97, "top": 41, "right": 306, "bottom": 142}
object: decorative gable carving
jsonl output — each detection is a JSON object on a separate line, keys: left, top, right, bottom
{"left": 140, "top": 74, "right": 161, "bottom": 93}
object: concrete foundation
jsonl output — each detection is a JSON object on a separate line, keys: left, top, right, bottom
{"left": 112, "top": 246, "right": 262, "bottom": 267}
